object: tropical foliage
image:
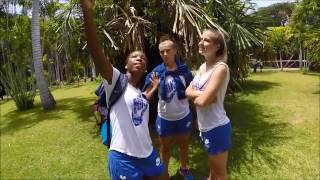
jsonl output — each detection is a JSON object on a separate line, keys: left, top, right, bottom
{"left": 204, "top": 0, "right": 264, "bottom": 89}
{"left": 252, "top": 0, "right": 319, "bottom": 71}
{"left": 4, "top": 0, "right": 318, "bottom": 109}
{"left": 89, "top": 0, "right": 264, "bottom": 90}
{"left": 0, "top": 64, "right": 35, "bottom": 110}
{"left": 290, "top": 0, "right": 320, "bottom": 70}
{"left": 253, "top": 2, "right": 296, "bottom": 27}
{"left": 264, "top": 26, "right": 297, "bottom": 70}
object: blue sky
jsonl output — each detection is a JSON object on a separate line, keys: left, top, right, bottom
{"left": 251, "top": 0, "right": 298, "bottom": 9}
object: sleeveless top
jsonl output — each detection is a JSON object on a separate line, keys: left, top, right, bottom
{"left": 192, "top": 62, "right": 230, "bottom": 132}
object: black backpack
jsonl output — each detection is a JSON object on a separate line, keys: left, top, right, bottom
{"left": 94, "top": 73, "right": 128, "bottom": 147}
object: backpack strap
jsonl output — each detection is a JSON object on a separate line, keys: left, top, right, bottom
{"left": 105, "top": 73, "right": 128, "bottom": 147}
{"left": 108, "top": 73, "right": 129, "bottom": 107}
{"left": 95, "top": 83, "right": 107, "bottom": 108}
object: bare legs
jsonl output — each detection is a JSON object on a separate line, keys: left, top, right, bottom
{"left": 207, "top": 151, "right": 228, "bottom": 180}
{"left": 159, "top": 133, "right": 191, "bottom": 176}
{"left": 176, "top": 133, "right": 190, "bottom": 169}
{"left": 159, "top": 136, "right": 172, "bottom": 176}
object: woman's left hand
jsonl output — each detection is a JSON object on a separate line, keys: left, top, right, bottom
{"left": 150, "top": 72, "right": 160, "bottom": 91}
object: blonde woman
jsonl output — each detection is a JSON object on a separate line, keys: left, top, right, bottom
{"left": 186, "top": 29, "right": 231, "bottom": 180}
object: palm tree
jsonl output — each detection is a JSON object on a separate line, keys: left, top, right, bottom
{"left": 31, "top": 0, "right": 55, "bottom": 110}
{"left": 203, "top": 0, "right": 264, "bottom": 90}
{"left": 88, "top": 0, "right": 224, "bottom": 67}
{"left": 80, "top": 0, "right": 264, "bottom": 86}
{"left": 290, "top": 0, "right": 320, "bottom": 70}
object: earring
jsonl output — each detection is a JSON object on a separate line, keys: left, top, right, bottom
{"left": 125, "top": 65, "right": 128, "bottom": 69}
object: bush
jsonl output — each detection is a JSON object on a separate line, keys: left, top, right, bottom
{"left": 0, "top": 64, "right": 35, "bottom": 110}
{"left": 309, "top": 62, "right": 320, "bottom": 72}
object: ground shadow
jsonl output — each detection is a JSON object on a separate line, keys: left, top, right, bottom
{"left": 168, "top": 130, "right": 208, "bottom": 180}
{"left": 225, "top": 98, "right": 290, "bottom": 175}
{"left": 301, "top": 72, "right": 320, "bottom": 77}
{"left": 250, "top": 71, "right": 279, "bottom": 76}
{"left": 313, "top": 90, "right": 320, "bottom": 94}
{"left": 240, "top": 80, "right": 280, "bottom": 95}
{"left": 59, "top": 83, "right": 92, "bottom": 90}
{"left": 163, "top": 80, "right": 290, "bottom": 179}
{"left": 1, "top": 79, "right": 292, "bottom": 178}
{"left": 1, "top": 96, "right": 96, "bottom": 135}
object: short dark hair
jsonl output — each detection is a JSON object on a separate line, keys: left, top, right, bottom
{"left": 159, "top": 35, "right": 177, "bottom": 49}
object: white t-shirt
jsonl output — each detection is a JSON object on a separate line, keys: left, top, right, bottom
{"left": 157, "top": 75, "right": 190, "bottom": 121}
{"left": 192, "top": 62, "right": 230, "bottom": 132}
{"left": 103, "top": 67, "right": 153, "bottom": 158}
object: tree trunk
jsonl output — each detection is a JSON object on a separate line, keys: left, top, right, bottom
{"left": 91, "top": 58, "right": 96, "bottom": 81}
{"left": 275, "top": 55, "right": 279, "bottom": 69}
{"left": 31, "top": 0, "right": 55, "bottom": 110}
{"left": 83, "top": 65, "right": 87, "bottom": 82}
{"left": 304, "top": 49, "right": 308, "bottom": 70}
{"left": 47, "top": 53, "right": 52, "bottom": 87}
{"left": 299, "top": 38, "right": 303, "bottom": 69}
{"left": 55, "top": 51, "right": 61, "bottom": 87}
{"left": 29, "top": 57, "right": 36, "bottom": 94}
{"left": 280, "top": 51, "right": 283, "bottom": 71}
{"left": 64, "top": 53, "right": 71, "bottom": 83}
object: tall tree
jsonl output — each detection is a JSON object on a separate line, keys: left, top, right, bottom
{"left": 265, "top": 26, "right": 296, "bottom": 70}
{"left": 204, "top": 0, "right": 264, "bottom": 89}
{"left": 290, "top": 0, "right": 320, "bottom": 70}
{"left": 254, "top": 2, "right": 296, "bottom": 27}
{"left": 0, "top": 1, "right": 35, "bottom": 110}
{"left": 31, "top": 0, "right": 55, "bottom": 110}
{"left": 77, "top": 0, "right": 264, "bottom": 90}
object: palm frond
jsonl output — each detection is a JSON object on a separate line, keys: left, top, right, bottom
{"left": 173, "top": 0, "right": 226, "bottom": 54}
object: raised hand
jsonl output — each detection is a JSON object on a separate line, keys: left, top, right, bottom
{"left": 143, "top": 72, "right": 160, "bottom": 100}
{"left": 80, "top": 0, "right": 113, "bottom": 83}
{"left": 150, "top": 72, "right": 160, "bottom": 90}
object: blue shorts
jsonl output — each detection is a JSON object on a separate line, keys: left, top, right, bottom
{"left": 155, "top": 112, "right": 193, "bottom": 137}
{"left": 200, "top": 122, "right": 232, "bottom": 155}
{"left": 108, "top": 148, "right": 165, "bottom": 180}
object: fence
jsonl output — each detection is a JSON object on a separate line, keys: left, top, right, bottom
{"left": 251, "top": 59, "right": 309, "bottom": 69}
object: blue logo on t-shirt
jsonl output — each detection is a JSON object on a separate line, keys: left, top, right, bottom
{"left": 165, "top": 80, "right": 176, "bottom": 103}
{"left": 132, "top": 95, "right": 148, "bottom": 126}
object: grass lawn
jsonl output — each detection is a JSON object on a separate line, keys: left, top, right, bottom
{"left": 1, "top": 71, "right": 319, "bottom": 179}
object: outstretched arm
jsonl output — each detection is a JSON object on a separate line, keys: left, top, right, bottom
{"left": 80, "top": 0, "right": 113, "bottom": 83}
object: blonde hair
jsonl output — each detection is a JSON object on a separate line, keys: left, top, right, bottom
{"left": 203, "top": 29, "right": 228, "bottom": 63}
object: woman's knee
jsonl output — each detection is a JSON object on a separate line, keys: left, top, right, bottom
{"left": 159, "top": 137, "right": 172, "bottom": 149}
{"left": 207, "top": 152, "right": 228, "bottom": 179}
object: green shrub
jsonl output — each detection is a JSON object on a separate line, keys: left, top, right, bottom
{"left": 0, "top": 64, "right": 35, "bottom": 110}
